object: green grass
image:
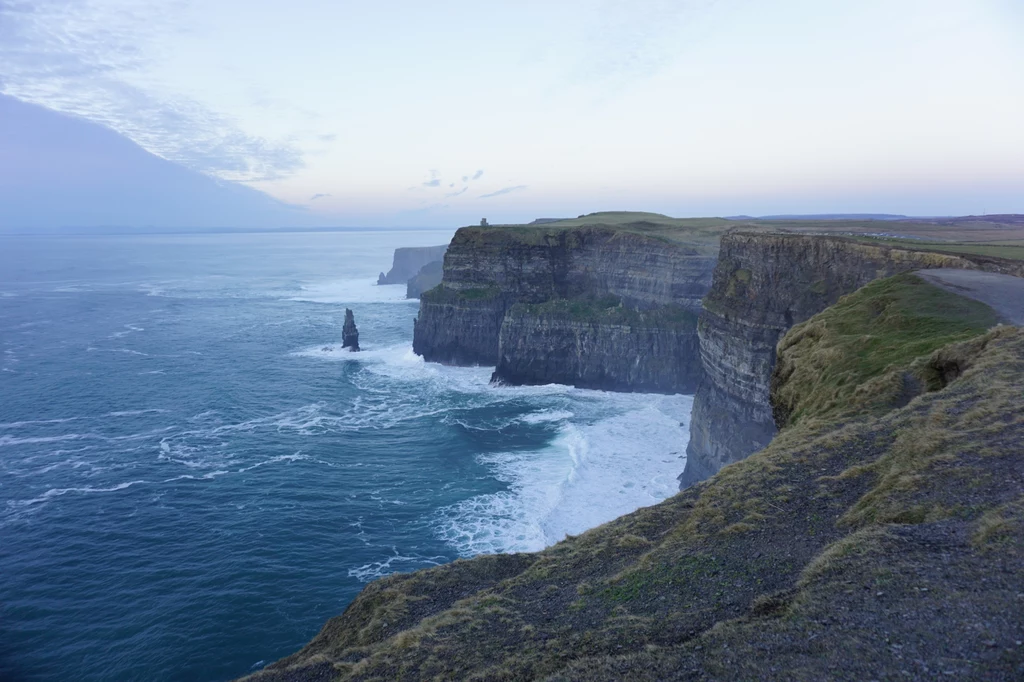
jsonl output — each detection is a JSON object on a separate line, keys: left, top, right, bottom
{"left": 512, "top": 296, "right": 698, "bottom": 329}
{"left": 771, "top": 273, "right": 1000, "bottom": 428}
{"left": 850, "top": 236, "right": 1024, "bottom": 261}
{"left": 420, "top": 284, "right": 501, "bottom": 304}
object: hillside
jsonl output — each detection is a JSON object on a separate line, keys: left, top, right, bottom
{"left": 244, "top": 273, "right": 1023, "bottom": 681}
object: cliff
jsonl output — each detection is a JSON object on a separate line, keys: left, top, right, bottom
{"left": 376, "top": 245, "right": 448, "bottom": 286}
{"left": 405, "top": 260, "right": 443, "bottom": 299}
{"left": 413, "top": 215, "right": 727, "bottom": 392}
{"left": 243, "top": 273, "right": 1023, "bottom": 681}
{"left": 680, "top": 231, "right": 1024, "bottom": 488}
{"left": 493, "top": 298, "right": 701, "bottom": 393}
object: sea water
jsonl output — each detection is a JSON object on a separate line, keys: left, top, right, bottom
{"left": 0, "top": 231, "right": 692, "bottom": 681}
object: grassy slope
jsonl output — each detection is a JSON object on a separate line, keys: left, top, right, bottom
{"left": 771, "top": 274, "right": 1001, "bottom": 428}
{"left": 510, "top": 296, "right": 699, "bottom": 329}
{"left": 247, "top": 276, "right": 1023, "bottom": 681}
{"left": 848, "top": 237, "right": 1024, "bottom": 262}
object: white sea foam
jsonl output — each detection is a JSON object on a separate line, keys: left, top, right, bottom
{"left": 236, "top": 453, "right": 309, "bottom": 472}
{"left": 0, "top": 417, "right": 81, "bottom": 429}
{"left": 163, "top": 471, "right": 230, "bottom": 482}
{"left": 289, "top": 278, "right": 415, "bottom": 305}
{"left": 436, "top": 394, "right": 692, "bottom": 556}
{"left": 348, "top": 550, "right": 449, "bottom": 582}
{"left": 0, "top": 433, "right": 92, "bottom": 447}
{"left": 9, "top": 480, "right": 147, "bottom": 508}
{"left": 105, "top": 409, "right": 167, "bottom": 417}
{"left": 518, "top": 410, "right": 575, "bottom": 425}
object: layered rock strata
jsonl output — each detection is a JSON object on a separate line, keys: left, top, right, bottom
{"left": 492, "top": 300, "right": 701, "bottom": 393}
{"left": 680, "top": 231, "right": 1024, "bottom": 487}
{"left": 413, "top": 226, "right": 717, "bottom": 392}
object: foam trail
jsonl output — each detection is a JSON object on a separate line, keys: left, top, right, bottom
{"left": 348, "top": 551, "right": 449, "bottom": 582}
{"left": 437, "top": 394, "right": 692, "bottom": 556}
{"left": 289, "top": 278, "right": 416, "bottom": 305}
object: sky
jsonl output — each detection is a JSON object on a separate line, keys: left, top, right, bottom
{"left": 1, "top": 0, "right": 1023, "bottom": 228}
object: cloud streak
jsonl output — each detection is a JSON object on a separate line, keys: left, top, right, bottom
{"left": 0, "top": 0, "right": 304, "bottom": 182}
{"left": 422, "top": 169, "right": 441, "bottom": 187}
{"left": 480, "top": 185, "right": 527, "bottom": 199}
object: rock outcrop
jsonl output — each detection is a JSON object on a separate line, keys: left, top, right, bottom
{"left": 342, "top": 308, "right": 359, "bottom": 351}
{"left": 680, "top": 231, "right": 1024, "bottom": 488}
{"left": 413, "top": 223, "right": 720, "bottom": 394}
{"left": 377, "top": 245, "right": 448, "bottom": 286}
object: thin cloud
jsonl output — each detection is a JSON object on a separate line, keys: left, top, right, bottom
{"left": 480, "top": 185, "right": 527, "bottom": 199}
{"left": 422, "top": 169, "right": 442, "bottom": 187}
{"left": 310, "top": 193, "right": 331, "bottom": 201}
{"left": 0, "top": 0, "right": 304, "bottom": 182}
{"left": 571, "top": 0, "right": 713, "bottom": 84}
{"left": 472, "top": 169, "right": 484, "bottom": 180}
{"left": 445, "top": 187, "right": 468, "bottom": 198}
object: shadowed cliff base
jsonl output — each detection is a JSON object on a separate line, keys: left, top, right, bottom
{"left": 242, "top": 275, "right": 1023, "bottom": 681}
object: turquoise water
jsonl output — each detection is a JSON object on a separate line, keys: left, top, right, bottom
{"left": 0, "top": 231, "right": 692, "bottom": 681}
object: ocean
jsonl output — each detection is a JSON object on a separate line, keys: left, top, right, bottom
{"left": 0, "top": 231, "right": 692, "bottom": 681}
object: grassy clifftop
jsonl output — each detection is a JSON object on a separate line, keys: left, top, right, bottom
{"left": 453, "top": 212, "right": 736, "bottom": 254}
{"left": 771, "top": 273, "right": 1001, "bottom": 429}
{"left": 509, "top": 296, "right": 699, "bottom": 329}
{"left": 247, "top": 274, "right": 1023, "bottom": 681}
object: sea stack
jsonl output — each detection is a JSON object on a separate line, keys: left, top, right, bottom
{"left": 342, "top": 308, "right": 360, "bottom": 351}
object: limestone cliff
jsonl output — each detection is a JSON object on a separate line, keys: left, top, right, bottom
{"left": 405, "top": 260, "right": 443, "bottom": 299}
{"left": 413, "top": 219, "right": 723, "bottom": 394}
{"left": 376, "top": 245, "right": 447, "bottom": 286}
{"left": 493, "top": 299, "right": 701, "bottom": 393}
{"left": 680, "top": 231, "right": 1024, "bottom": 487}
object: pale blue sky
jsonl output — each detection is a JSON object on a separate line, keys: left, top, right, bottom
{"left": 1, "top": 0, "right": 1022, "bottom": 227}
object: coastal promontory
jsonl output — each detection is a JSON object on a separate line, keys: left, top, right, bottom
{"left": 245, "top": 261, "right": 1024, "bottom": 681}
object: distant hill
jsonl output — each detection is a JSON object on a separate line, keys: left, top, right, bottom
{"left": 0, "top": 95, "right": 316, "bottom": 231}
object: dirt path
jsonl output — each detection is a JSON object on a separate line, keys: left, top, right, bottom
{"left": 915, "top": 268, "right": 1024, "bottom": 325}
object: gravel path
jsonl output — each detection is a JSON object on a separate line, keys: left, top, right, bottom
{"left": 915, "top": 268, "right": 1024, "bottom": 325}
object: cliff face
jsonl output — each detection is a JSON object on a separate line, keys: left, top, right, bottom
{"left": 493, "top": 301, "right": 701, "bottom": 393}
{"left": 377, "top": 245, "right": 447, "bottom": 286}
{"left": 681, "top": 231, "right": 1024, "bottom": 487}
{"left": 405, "top": 260, "right": 443, "bottom": 299}
{"left": 412, "top": 286, "right": 507, "bottom": 366}
{"left": 413, "top": 226, "right": 717, "bottom": 386}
